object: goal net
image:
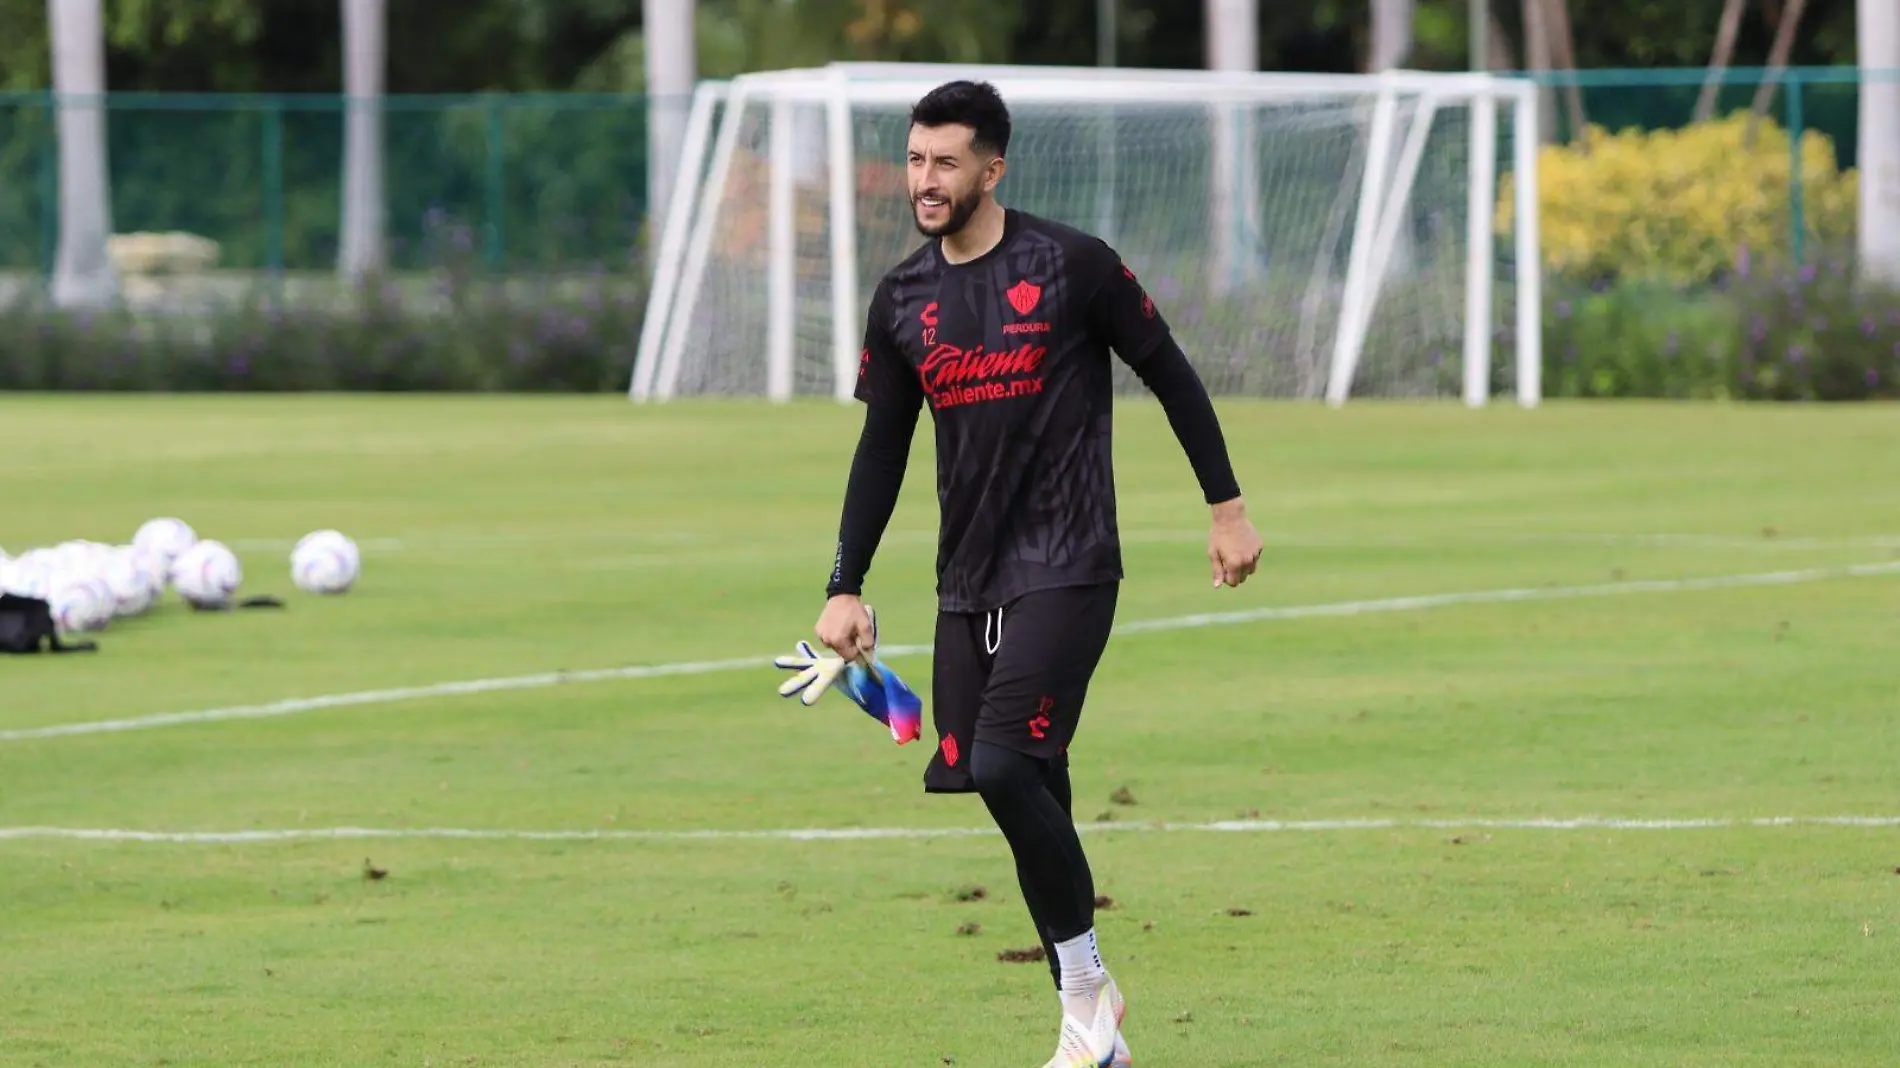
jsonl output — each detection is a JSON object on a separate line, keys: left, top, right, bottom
{"left": 632, "top": 64, "right": 1541, "bottom": 407}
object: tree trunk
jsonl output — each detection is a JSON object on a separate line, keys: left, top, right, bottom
{"left": 1858, "top": 0, "right": 1900, "bottom": 283}
{"left": 47, "top": 0, "right": 116, "bottom": 308}
{"left": 1694, "top": 0, "right": 1749, "bottom": 123}
{"left": 1520, "top": 0, "right": 1554, "bottom": 143}
{"left": 1368, "top": 0, "right": 1417, "bottom": 278}
{"left": 339, "top": 0, "right": 386, "bottom": 281}
{"left": 1204, "top": 0, "right": 1257, "bottom": 297}
{"left": 645, "top": 0, "right": 696, "bottom": 262}
{"left": 1543, "top": 0, "right": 1588, "bottom": 148}
{"left": 1744, "top": 0, "right": 1809, "bottom": 147}
{"left": 1369, "top": 0, "right": 1415, "bottom": 71}
{"left": 1485, "top": 4, "right": 1515, "bottom": 72}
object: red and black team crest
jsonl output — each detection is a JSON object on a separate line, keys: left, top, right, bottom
{"left": 1006, "top": 278, "right": 1042, "bottom": 317}
{"left": 920, "top": 301, "right": 939, "bottom": 345}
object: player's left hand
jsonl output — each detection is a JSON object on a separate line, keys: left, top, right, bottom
{"left": 1208, "top": 498, "right": 1263, "bottom": 588}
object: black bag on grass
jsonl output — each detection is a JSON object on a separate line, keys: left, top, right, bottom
{"left": 0, "top": 593, "right": 98, "bottom": 654}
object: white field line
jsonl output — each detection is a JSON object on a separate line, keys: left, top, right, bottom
{"left": 2, "top": 814, "right": 1898, "bottom": 846}
{"left": 229, "top": 537, "right": 409, "bottom": 553}
{"left": 1497, "top": 531, "right": 1900, "bottom": 551}
{"left": 1112, "top": 559, "right": 1900, "bottom": 634}
{"left": 219, "top": 530, "right": 1900, "bottom": 555}
{"left": 4, "top": 559, "right": 1897, "bottom": 747}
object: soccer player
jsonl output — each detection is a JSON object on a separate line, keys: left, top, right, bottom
{"left": 813, "top": 79, "right": 1262, "bottom": 1067}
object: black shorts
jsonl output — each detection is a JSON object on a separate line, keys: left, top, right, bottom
{"left": 923, "top": 581, "right": 1120, "bottom": 793}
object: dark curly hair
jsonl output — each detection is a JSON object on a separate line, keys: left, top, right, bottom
{"left": 909, "top": 80, "right": 1012, "bottom": 157}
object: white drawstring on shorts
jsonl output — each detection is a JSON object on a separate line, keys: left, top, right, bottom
{"left": 982, "top": 606, "right": 1004, "bottom": 655}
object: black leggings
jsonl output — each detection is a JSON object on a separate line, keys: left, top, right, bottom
{"left": 971, "top": 740, "right": 1095, "bottom": 988}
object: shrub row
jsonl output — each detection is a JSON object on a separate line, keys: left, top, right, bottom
{"left": 1498, "top": 112, "right": 1860, "bottom": 287}
{"left": 0, "top": 273, "right": 641, "bottom": 393}
{"left": 1495, "top": 112, "right": 1894, "bottom": 401}
{"left": 2, "top": 246, "right": 1895, "bottom": 404}
{"left": 1544, "top": 250, "right": 1900, "bottom": 401}
{"left": 3, "top": 268, "right": 1894, "bottom": 401}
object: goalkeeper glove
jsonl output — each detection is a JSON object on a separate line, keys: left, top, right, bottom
{"left": 772, "top": 606, "right": 923, "bottom": 745}
{"left": 775, "top": 639, "right": 848, "bottom": 706}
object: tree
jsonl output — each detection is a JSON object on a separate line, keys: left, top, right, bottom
{"left": 1367, "top": 0, "right": 1417, "bottom": 278}
{"left": 644, "top": 0, "right": 693, "bottom": 246}
{"left": 1369, "top": 0, "right": 1415, "bottom": 70}
{"left": 47, "top": 0, "right": 116, "bottom": 307}
{"left": 1693, "top": 0, "right": 1748, "bottom": 122}
{"left": 1543, "top": 0, "right": 1588, "bottom": 144}
{"left": 1858, "top": 0, "right": 1900, "bottom": 283}
{"left": 339, "top": 0, "right": 385, "bottom": 280}
{"left": 1744, "top": 0, "right": 1808, "bottom": 146}
{"left": 1519, "top": 0, "right": 1553, "bottom": 140}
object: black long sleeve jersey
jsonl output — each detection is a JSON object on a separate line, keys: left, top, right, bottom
{"left": 828, "top": 208, "right": 1242, "bottom": 614}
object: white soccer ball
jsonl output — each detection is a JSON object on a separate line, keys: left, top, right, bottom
{"left": 54, "top": 539, "right": 115, "bottom": 576}
{"left": 102, "top": 546, "right": 163, "bottom": 617}
{"left": 134, "top": 517, "right": 198, "bottom": 574}
{"left": 295, "top": 529, "right": 360, "bottom": 564}
{"left": 47, "top": 572, "right": 114, "bottom": 632}
{"left": 172, "top": 539, "right": 242, "bottom": 607}
{"left": 291, "top": 530, "right": 359, "bottom": 594}
{"left": 2, "top": 551, "right": 55, "bottom": 599}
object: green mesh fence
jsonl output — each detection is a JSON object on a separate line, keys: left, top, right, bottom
{"left": 0, "top": 96, "right": 54, "bottom": 273}
{"left": 0, "top": 91, "right": 686, "bottom": 275}
{"left": 0, "top": 71, "right": 1882, "bottom": 281}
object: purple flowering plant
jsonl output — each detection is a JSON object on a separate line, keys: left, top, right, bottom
{"left": 1539, "top": 241, "right": 1899, "bottom": 402}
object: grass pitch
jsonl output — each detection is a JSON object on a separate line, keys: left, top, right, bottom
{"left": 2, "top": 394, "right": 1897, "bottom": 1067}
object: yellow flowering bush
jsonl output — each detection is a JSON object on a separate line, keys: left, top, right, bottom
{"left": 1497, "top": 112, "right": 1858, "bottom": 284}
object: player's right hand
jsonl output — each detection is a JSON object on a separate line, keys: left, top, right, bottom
{"left": 1209, "top": 496, "right": 1264, "bottom": 588}
{"left": 815, "top": 594, "right": 876, "bottom": 662}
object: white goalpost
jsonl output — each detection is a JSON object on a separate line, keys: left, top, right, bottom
{"left": 631, "top": 64, "right": 1541, "bottom": 408}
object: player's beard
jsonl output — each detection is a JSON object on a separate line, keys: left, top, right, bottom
{"left": 911, "top": 183, "right": 981, "bottom": 238}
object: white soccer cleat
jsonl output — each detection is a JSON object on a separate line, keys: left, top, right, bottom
{"left": 1041, "top": 976, "right": 1127, "bottom": 1068}
{"left": 1039, "top": 1015, "right": 1109, "bottom": 1068}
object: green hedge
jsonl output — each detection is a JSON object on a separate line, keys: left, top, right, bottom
{"left": 0, "top": 271, "right": 642, "bottom": 393}
{"left": 2, "top": 254, "right": 1895, "bottom": 400}
{"left": 1544, "top": 248, "right": 1900, "bottom": 401}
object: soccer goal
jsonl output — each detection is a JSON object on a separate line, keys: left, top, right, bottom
{"left": 631, "top": 63, "right": 1542, "bottom": 407}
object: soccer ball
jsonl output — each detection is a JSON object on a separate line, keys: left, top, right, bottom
{"left": 133, "top": 517, "right": 198, "bottom": 574}
{"left": 54, "top": 539, "right": 115, "bottom": 576}
{"left": 171, "top": 538, "right": 243, "bottom": 607}
{"left": 102, "top": 545, "right": 164, "bottom": 617}
{"left": 291, "top": 529, "right": 359, "bottom": 594}
{"left": 47, "top": 572, "right": 114, "bottom": 632}
{"left": 2, "top": 550, "right": 54, "bottom": 599}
